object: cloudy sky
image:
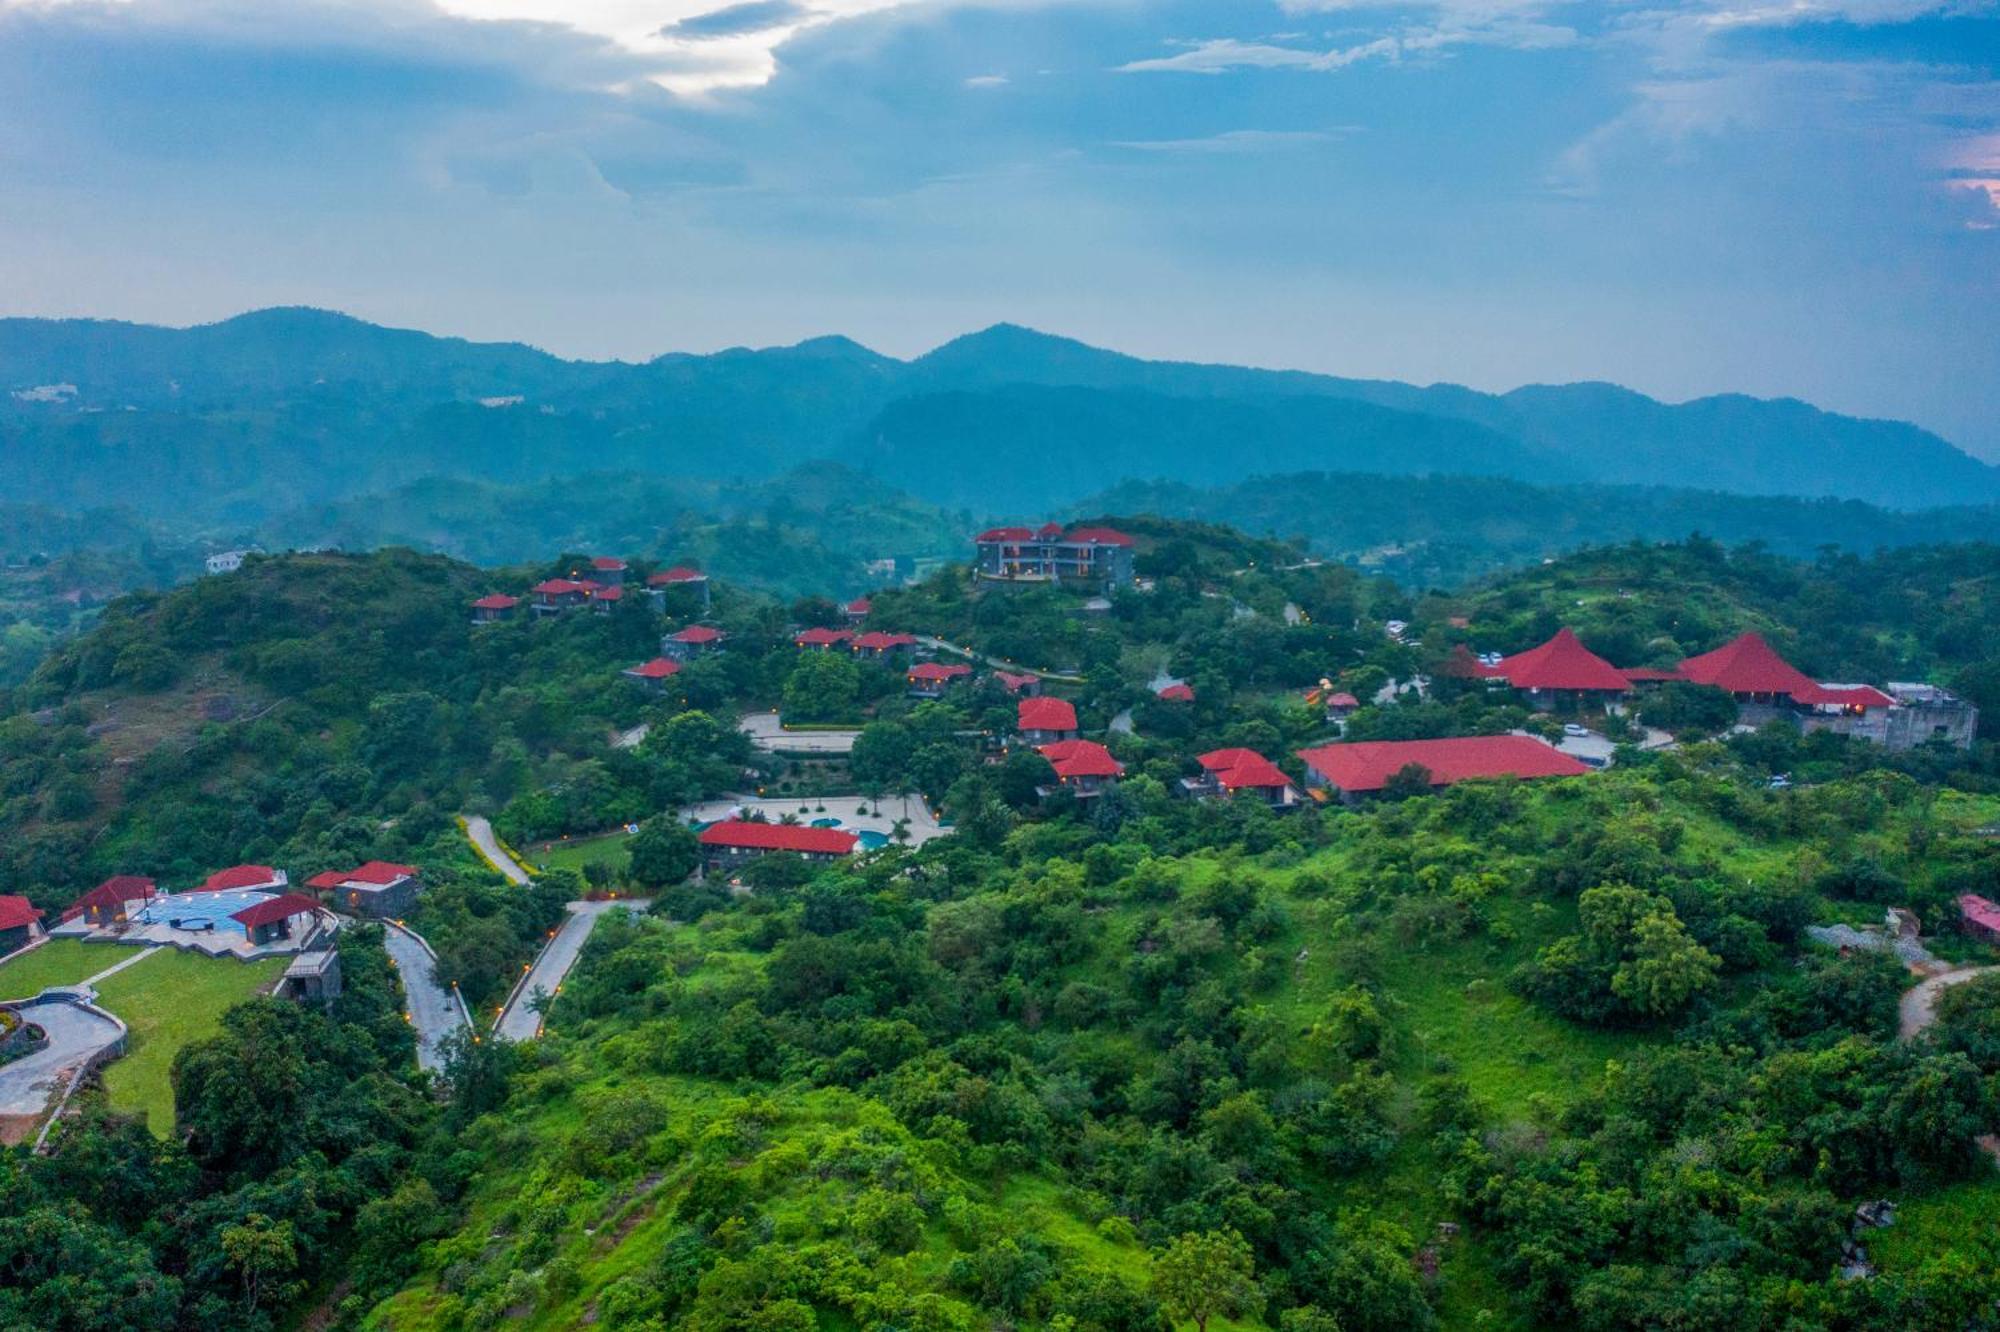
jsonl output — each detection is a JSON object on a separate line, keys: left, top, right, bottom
{"left": 2, "top": 0, "right": 1997, "bottom": 454}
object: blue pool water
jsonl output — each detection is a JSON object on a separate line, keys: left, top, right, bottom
{"left": 856, "top": 830, "right": 890, "bottom": 851}
{"left": 131, "top": 890, "right": 267, "bottom": 932}
{"left": 810, "top": 817, "right": 843, "bottom": 828}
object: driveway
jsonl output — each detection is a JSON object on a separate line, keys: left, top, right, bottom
{"left": 913, "top": 637, "right": 1084, "bottom": 684}
{"left": 0, "top": 997, "right": 123, "bottom": 1120}
{"left": 738, "top": 711, "right": 861, "bottom": 754}
{"left": 496, "top": 899, "right": 647, "bottom": 1042}
{"left": 1899, "top": 966, "right": 1998, "bottom": 1040}
{"left": 464, "top": 815, "right": 530, "bottom": 885}
{"left": 382, "top": 923, "right": 470, "bottom": 1073}
{"left": 680, "top": 793, "right": 949, "bottom": 847}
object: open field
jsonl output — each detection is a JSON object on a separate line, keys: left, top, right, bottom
{"left": 528, "top": 829, "right": 632, "bottom": 876}
{"left": 92, "top": 948, "right": 288, "bottom": 1132}
{"left": 0, "top": 938, "right": 111, "bottom": 998}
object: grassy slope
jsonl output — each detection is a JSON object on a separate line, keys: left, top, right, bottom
{"left": 0, "top": 938, "right": 114, "bottom": 998}
{"left": 91, "top": 948, "right": 288, "bottom": 1132}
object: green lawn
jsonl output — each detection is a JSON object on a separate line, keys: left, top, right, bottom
{"left": 0, "top": 938, "right": 118, "bottom": 999}
{"left": 530, "top": 830, "right": 632, "bottom": 877}
{"left": 91, "top": 948, "right": 288, "bottom": 1133}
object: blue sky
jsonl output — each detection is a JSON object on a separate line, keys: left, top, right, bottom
{"left": 2, "top": 0, "right": 1997, "bottom": 454}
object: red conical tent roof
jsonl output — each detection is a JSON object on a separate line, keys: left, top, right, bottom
{"left": 1676, "top": 631, "right": 1820, "bottom": 697}
{"left": 1489, "top": 628, "right": 1631, "bottom": 692}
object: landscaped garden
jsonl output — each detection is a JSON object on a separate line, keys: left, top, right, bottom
{"left": 0, "top": 938, "right": 113, "bottom": 999}
{"left": 91, "top": 949, "right": 289, "bottom": 1132}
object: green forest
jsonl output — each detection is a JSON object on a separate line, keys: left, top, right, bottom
{"left": 2, "top": 525, "right": 1999, "bottom": 1332}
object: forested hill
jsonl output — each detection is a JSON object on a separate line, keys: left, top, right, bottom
{"left": 3, "top": 308, "right": 1995, "bottom": 519}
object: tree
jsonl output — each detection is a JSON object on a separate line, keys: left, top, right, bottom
{"left": 1152, "top": 1229, "right": 1258, "bottom": 1332}
{"left": 220, "top": 1212, "right": 298, "bottom": 1315}
{"left": 629, "top": 815, "right": 700, "bottom": 887}
{"left": 783, "top": 652, "right": 861, "bottom": 723}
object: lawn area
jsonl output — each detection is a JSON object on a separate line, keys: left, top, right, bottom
{"left": 0, "top": 938, "right": 117, "bottom": 999}
{"left": 91, "top": 948, "right": 288, "bottom": 1133}
{"left": 529, "top": 829, "right": 632, "bottom": 877}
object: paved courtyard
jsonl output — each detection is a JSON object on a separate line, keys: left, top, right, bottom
{"left": 737, "top": 711, "right": 861, "bottom": 754}
{"left": 680, "top": 793, "right": 949, "bottom": 846}
{"left": 0, "top": 996, "right": 123, "bottom": 1125}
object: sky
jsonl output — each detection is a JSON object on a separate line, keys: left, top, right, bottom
{"left": 1, "top": 0, "right": 1997, "bottom": 455}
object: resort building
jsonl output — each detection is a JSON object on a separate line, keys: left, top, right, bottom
{"left": 622, "top": 657, "right": 683, "bottom": 691}
{"left": 1471, "top": 628, "right": 1633, "bottom": 710}
{"left": 530, "top": 578, "right": 596, "bottom": 616}
{"left": 1037, "top": 739, "right": 1125, "bottom": 799}
{"left": 587, "top": 556, "right": 628, "bottom": 586}
{"left": 851, "top": 631, "right": 918, "bottom": 661}
{"left": 795, "top": 627, "right": 853, "bottom": 651}
{"left": 1018, "top": 696, "right": 1080, "bottom": 745}
{"left": 995, "top": 671, "right": 1042, "bottom": 697}
{"left": 470, "top": 593, "right": 520, "bottom": 624}
{"left": 306, "top": 862, "right": 422, "bottom": 918}
{"left": 908, "top": 662, "right": 973, "bottom": 698}
{"left": 196, "top": 865, "right": 288, "bottom": 894}
{"left": 1157, "top": 683, "right": 1195, "bottom": 703}
{"left": 0, "top": 896, "right": 45, "bottom": 953}
{"left": 663, "top": 625, "right": 726, "bottom": 660}
{"left": 63, "top": 875, "right": 157, "bottom": 927}
{"left": 230, "top": 893, "right": 325, "bottom": 947}
{"left": 647, "top": 566, "right": 711, "bottom": 611}
{"left": 843, "top": 597, "right": 872, "bottom": 624}
{"left": 1182, "top": 749, "right": 1299, "bottom": 807}
{"left": 974, "top": 524, "right": 1136, "bottom": 593}
{"left": 1297, "top": 736, "right": 1591, "bottom": 802}
{"left": 698, "top": 820, "right": 859, "bottom": 870}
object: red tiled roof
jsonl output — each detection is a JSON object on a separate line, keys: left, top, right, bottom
{"left": 305, "top": 871, "right": 346, "bottom": 890}
{"left": 977, "top": 524, "right": 1134, "bottom": 547}
{"left": 1197, "top": 748, "right": 1290, "bottom": 790}
{"left": 1039, "top": 739, "right": 1124, "bottom": 779}
{"left": 590, "top": 556, "right": 627, "bottom": 571}
{"left": 624, "top": 657, "right": 682, "bottom": 680}
{"left": 1488, "top": 628, "right": 1632, "bottom": 692}
{"left": 471, "top": 594, "right": 519, "bottom": 610}
{"left": 197, "top": 865, "right": 284, "bottom": 893}
{"left": 648, "top": 566, "right": 707, "bottom": 586}
{"left": 699, "top": 820, "right": 858, "bottom": 855}
{"left": 977, "top": 526, "right": 1037, "bottom": 543}
{"left": 230, "top": 893, "right": 322, "bottom": 929}
{"left": 1062, "top": 525, "right": 1135, "bottom": 547}
{"left": 846, "top": 597, "right": 872, "bottom": 615}
{"left": 995, "top": 671, "right": 1038, "bottom": 693}
{"left": 348, "top": 861, "right": 418, "bottom": 885}
{"left": 671, "top": 625, "right": 724, "bottom": 644}
{"left": 64, "top": 875, "right": 156, "bottom": 919}
{"left": 909, "top": 662, "right": 973, "bottom": 683}
{"left": 1960, "top": 894, "right": 2000, "bottom": 932}
{"left": 0, "top": 895, "right": 45, "bottom": 931}
{"left": 531, "top": 578, "right": 590, "bottom": 596}
{"left": 1675, "top": 631, "right": 1821, "bottom": 698}
{"left": 1156, "top": 683, "right": 1195, "bottom": 702}
{"left": 852, "top": 631, "right": 916, "bottom": 651}
{"left": 1328, "top": 692, "right": 1360, "bottom": 708}
{"left": 1297, "top": 736, "right": 1591, "bottom": 794}
{"left": 1018, "top": 697, "right": 1078, "bottom": 732}
{"left": 1792, "top": 683, "right": 1896, "bottom": 709}
{"left": 593, "top": 585, "right": 624, "bottom": 602}
{"left": 795, "top": 627, "right": 852, "bottom": 647}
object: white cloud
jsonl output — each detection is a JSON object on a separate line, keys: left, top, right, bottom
{"left": 1108, "top": 127, "right": 1353, "bottom": 152}
{"left": 964, "top": 72, "right": 1008, "bottom": 86}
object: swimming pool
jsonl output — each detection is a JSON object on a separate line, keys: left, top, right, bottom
{"left": 130, "top": 890, "right": 269, "bottom": 933}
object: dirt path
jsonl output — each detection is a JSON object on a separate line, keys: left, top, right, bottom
{"left": 1898, "top": 966, "right": 1998, "bottom": 1040}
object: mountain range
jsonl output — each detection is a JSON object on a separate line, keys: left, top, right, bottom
{"left": 3, "top": 307, "right": 1996, "bottom": 523}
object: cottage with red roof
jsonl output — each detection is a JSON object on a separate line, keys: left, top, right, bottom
{"left": 795, "top": 627, "right": 853, "bottom": 651}
{"left": 844, "top": 596, "right": 873, "bottom": 624}
{"left": 306, "top": 862, "right": 422, "bottom": 918}
{"left": 196, "top": 865, "right": 289, "bottom": 894}
{"left": 1297, "top": 736, "right": 1591, "bottom": 802}
{"left": 588, "top": 556, "right": 628, "bottom": 586}
{"left": 1958, "top": 894, "right": 2000, "bottom": 946}
{"left": 974, "top": 522, "right": 1135, "bottom": 593}
{"left": 230, "top": 893, "right": 324, "bottom": 947}
{"left": 63, "top": 875, "right": 157, "bottom": 927}
{"left": 622, "top": 657, "right": 683, "bottom": 692}
{"left": 1184, "top": 749, "right": 1298, "bottom": 808}
{"left": 0, "top": 895, "right": 45, "bottom": 952}
{"left": 471, "top": 593, "right": 520, "bottom": 624}
{"left": 1156, "top": 683, "right": 1195, "bottom": 703}
{"left": 1018, "top": 696, "right": 1080, "bottom": 745}
{"left": 1651, "top": 631, "right": 1948, "bottom": 747}
{"left": 647, "top": 565, "right": 712, "bottom": 611}
{"left": 1480, "top": 628, "right": 1632, "bottom": 707}
{"left": 908, "top": 661, "right": 973, "bottom": 698}
{"left": 591, "top": 585, "right": 625, "bottom": 613}
{"left": 662, "top": 624, "right": 726, "bottom": 661}
{"left": 995, "top": 671, "right": 1042, "bottom": 698}
{"left": 851, "top": 630, "right": 918, "bottom": 660}
{"left": 530, "top": 578, "right": 596, "bottom": 616}
{"left": 699, "top": 820, "right": 859, "bottom": 870}
{"left": 1037, "top": 739, "right": 1125, "bottom": 798}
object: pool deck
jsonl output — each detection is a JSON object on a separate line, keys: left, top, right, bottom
{"left": 678, "top": 794, "right": 949, "bottom": 847}
{"left": 48, "top": 896, "right": 327, "bottom": 961}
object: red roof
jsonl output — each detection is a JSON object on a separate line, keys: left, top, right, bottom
{"left": 1061, "top": 525, "right": 1135, "bottom": 547}
{"left": 1960, "top": 894, "right": 2000, "bottom": 933}
{"left": 471, "top": 594, "right": 520, "bottom": 610}
{"left": 1297, "top": 736, "right": 1591, "bottom": 794}
{"left": 1156, "top": 683, "right": 1195, "bottom": 702}
{"left": 671, "top": 625, "right": 724, "bottom": 644}
{"left": 531, "top": 578, "right": 590, "bottom": 596}
{"left": 229, "top": 893, "right": 322, "bottom": 929}
{"left": 852, "top": 631, "right": 917, "bottom": 651}
{"left": 349, "top": 861, "right": 418, "bottom": 885}
{"left": 995, "top": 671, "right": 1038, "bottom": 693}
{"left": 593, "top": 586, "right": 624, "bottom": 602}
{"left": 795, "top": 627, "right": 852, "bottom": 647}
{"left": 1197, "top": 748, "right": 1290, "bottom": 790}
{"left": 64, "top": 875, "right": 156, "bottom": 919}
{"left": 1676, "top": 632, "right": 1821, "bottom": 698}
{"left": 197, "top": 865, "right": 284, "bottom": 893}
{"left": 1018, "top": 697, "right": 1078, "bottom": 732}
{"left": 909, "top": 662, "right": 973, "bottom": 683}
{"left": 1440, "top": 644, "right": 1501, "bottom": 680}
{"left": 1488, "top": 628, "right": 1632, "bottom": 693}
{"left": 1039, "top": 739, "right": 1125, "bottom": 779}
{"left": 648, "top": 566, "right": 707, "bottom": 586}
{"left": 846, "top": 597, "right": 872, "bottom": 615}
{"left": 305, "top": 871, "right": 345, "bottom": 890}
{"left": 698, "top": 820, "right": 858, "bottom": 855}
{"left": 590, "top": 556, "right": 627, "bottom": 572}
{"left": 625, "top": 657, "right": 682, "bottom": 680}
{"left": 1792, "top": 683, "right": 1896, "bottom": 709}
{"left": 976, "top": 524, "right": 1134, "bottom": 547}
{"left": 0, "top": 895, "right": 45, "bottom": 931}
{"left": 1328, "top": 692, "right": 1360, "bottom": 709}
{"left": 976, "top": 526, "right": 1037, "bottom": 543}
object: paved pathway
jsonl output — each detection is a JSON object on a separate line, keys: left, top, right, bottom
{"left": 913, "top": 636, "right": 1084, "bottom": 684}
{"left": 680, "top": 794, "right": 947, "bottom": 847}
{"left": 738, "top": 711, "right": 861, "bottom": 754}
{"left": 495, "top": 900, "right": 647, "bottom": 1042}
{"left": 82, "top": 946, "right": 161, "bottom": 986}
{"left": 465, "top": 815, "right": 530, "bottom": 885}
{"left": 382, "top": 923, "right": 470, "bottom": 1073}
{"left": 1899, "top": 965, "right": 1999, "bottom": 1040}
{"left": 0, "top": 998, "right": 123, "bottom": 1119}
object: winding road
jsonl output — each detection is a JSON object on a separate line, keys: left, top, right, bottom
{"left": 913, "top": 636, "right": 1085, "bottom": 684}
{"left": 1899, "top": 966, "right": 1999, "bottom": 1040}
{"left": 382, "top": 922, "right": 470, "bottom": 1072}
{"left": 464, "top": 815, "right": 530, "bottom": 885}
{"left": 495, "top": 899, "right": 647, "bottom": 1042}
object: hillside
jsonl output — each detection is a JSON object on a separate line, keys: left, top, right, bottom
{"left": 4, "top": 311, "right": 1995, "bottom": 521}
